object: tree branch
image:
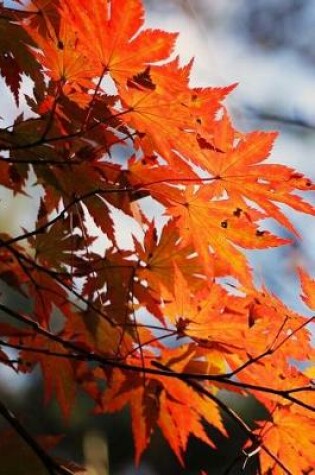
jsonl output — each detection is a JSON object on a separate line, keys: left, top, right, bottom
{"left": 0, "top": 109, "right": 131, "bottom": 152}
{"left": 0, "top": 400, "right": 72, "bottom": 475}
{"left": 0, "top": 303, "right": 313, "bottom": 412}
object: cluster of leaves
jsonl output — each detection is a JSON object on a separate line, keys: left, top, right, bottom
{"left": 0, "top": 0, "right": 314, "bottom": 473}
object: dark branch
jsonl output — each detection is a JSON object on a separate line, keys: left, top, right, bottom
{"left": 0, "top": 303, "right": 313, "bottom": 412}
{"left": 0, "top": 399, "right": 72, "bottom": 475}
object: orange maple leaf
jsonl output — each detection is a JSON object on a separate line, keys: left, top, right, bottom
{"left": 16, "top": 335, "right": 77, "bottom": 421}
{"left": 162, "top": 186, "right": 288, "bottom": 283}
{"left": 255, "top": 405, "right": 315, "bottom": 474}
{"left": 133, "top": 220, "right": 204, "bottom": 296}
{"left": 61, "top": 0, "right": 177, "bottom": 85}
{"left": 23, "top": 14, "right": 96, "bottom": 95}
{"left": 198, "top": 113, "right": 315, "bottom": 235}
{"left": 162, "top": 265, "right": 248, "bottom": 355}
{"left": 101, "top": 365, "right": 225, "bottom": 465}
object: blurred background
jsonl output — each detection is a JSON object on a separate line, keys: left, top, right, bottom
{"left": 1, "top": 1, "right": 315, "bottom": 473}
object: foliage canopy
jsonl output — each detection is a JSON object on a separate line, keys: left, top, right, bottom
{"left": 0, "top": 0, "right": 314, "bottom": 473}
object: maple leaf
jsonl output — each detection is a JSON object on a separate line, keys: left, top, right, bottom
{"left": 101, "top": 363, "right": 225, "bottom": 465}
{"left": 82, "top": 246, "right": 163, "bottom": 325}
{"left": 120, "top": 70, "right": 236, "bottom": 162}
{"left": 0, "top": 238, "right": 30, "bottom": 293}
{"left": 255, "top": 406, "right": 315, "bottom": 474}
{"left": 23, "top": 14, "right": 97, "bottom": 99}
{"left": 162, "top": 266, "right": 248, "bottom": 357}
{"left": 0, "top": 52, "right": 22, "bottom": 106}
{"left": 241, "top": 288, "right": 314, "bottom": 363}
{"left": 133, "top": 219, "right": 204, "bottom": 296}
{"left": 15, "top": 334, "right": 77, "bottom": 420}
{"left": 61, "top": 0, "right": 177, "bottom": 85}
{"left": 161, "top": 186, "right": 288, "bottom": 283}
{"left": 127, "top": 152, "right": 199, "bottom": 191}
{"left": 0, "top": 9, "right": 45, "bottom": 102}
{"left": 63, "top": 304, "right": 126, "bottom": 357}
{"left": 198, "top": 113, "right": 315, "bottom": 235}
{"left": 45, "top": 163, "right": 119, "bottom": 245}
{"left": 119, "top": 84, "right": 192, "bottom": 160}
{"left": 28, "top": 214, "right": 96, "bottom": 272}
